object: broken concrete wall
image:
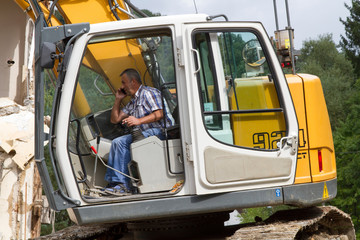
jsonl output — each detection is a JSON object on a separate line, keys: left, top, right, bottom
{"left": 0, "top": 98, "right": 42, "bottom": 240}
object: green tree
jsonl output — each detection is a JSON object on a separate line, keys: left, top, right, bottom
{"left": 337, "top": 2, "right": 360, "bottom": 237}
{"left": 41, "top": 69, "right": 75, "bottom": 236}
{"left": 297, "top": 34, "right": 355, "bottom": 129}
{"left": 332, "top": 79, "right": 360, "bottom": 238}
{"left": 141, "top": 9, "right": 161, "bottom": 17}
{"left": 297, "top": 34, "right": 360, "bottom": 236}
{"left": 340, "top": 0, "right": 360, "bottom": 77}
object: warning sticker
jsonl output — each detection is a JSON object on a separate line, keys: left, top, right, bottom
{"left": 322, "top": 182, "right": 329, "bottom": 200}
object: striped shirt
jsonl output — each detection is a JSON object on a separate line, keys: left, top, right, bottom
{"left": 122, "top": 85, "right": 175, "bottom": 131}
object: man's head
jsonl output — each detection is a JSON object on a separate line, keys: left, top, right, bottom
{"left": 120, "top": 68, "right": 142, "bottom": 97}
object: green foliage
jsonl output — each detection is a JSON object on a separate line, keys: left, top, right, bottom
{"left": 77, "top": 66, "right": 115, "bottom": 114}
{"left": 141, "top": 9, "right": 161, "bottom": 17}
{"left": 240, "top": 207, "right": 272, "bottom": 223}
{"left": 44, "top": 70, "right": 56, "bottom": 116}
{"left": 337, "top": 11, "right": 360, "bottom": 237}
{"left": 340, "top": 0, "right": 360, "bottom": 77}
{"left": 154, "top": 36, "right": 175, "bottom": 84}
{"left": 40, "top": 142, "right": 74, "bottom": 236}
{"left": 297, "top": 31, "right": 360, "bottom": 237}
{"left": 325, "top": 2, "right": 360, "bottom": 235}
{"left": 331, "top": 78, "right": 360, "bottom": 238}
{"left": 295, "top": 29, "right": 360, "bottom": 237}
{"left": 219, "top": 32, "right": 246, "bottom": 78}
{"left": 41, "top": 72, "right": 75, "bottom": 236}
{"left": 41, "top": 210, "right": 73, "bottom": 236}
{"left": 297, "top": 34, "right": 355, "bottom": 129}
{"left": 41, "top": 141, "right": 74, "bottom": 236}
{"left": 240, "top": 206, "right": 294, "bottom": 223}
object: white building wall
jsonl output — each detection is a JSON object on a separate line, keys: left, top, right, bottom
{"left": 0, "top": 0, "right": 27, "bottom": 104}
{"left": 0, "top": 1, "right": 41, "bottom": 239}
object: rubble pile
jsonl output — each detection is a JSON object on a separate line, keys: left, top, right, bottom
{"left": 0, "top": 98, "right": 42, "bottom": 240}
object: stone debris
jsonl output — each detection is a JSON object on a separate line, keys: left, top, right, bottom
{"left": 31, "top": 223, "right": 126, "bottom": 240}
{"left": 0, "top": 98, "right": 43, "bottom": 240}
{"left": 0, "top": 98, "right": 20, "bottom": 117}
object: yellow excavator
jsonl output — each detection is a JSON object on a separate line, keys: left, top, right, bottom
{"left": 13, "top": 0, "right": 355, "bottom": 239}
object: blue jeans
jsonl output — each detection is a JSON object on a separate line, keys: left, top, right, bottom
{"left": 104, "top": 128, "right": 164, "bottom": 189}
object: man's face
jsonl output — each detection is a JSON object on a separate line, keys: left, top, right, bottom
{"left": 121, "top": 73, "right": 133, "bottom": 96}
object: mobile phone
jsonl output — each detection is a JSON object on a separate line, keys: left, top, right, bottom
{"left": 120, "top": 88, "right": 126, "bottom": 94}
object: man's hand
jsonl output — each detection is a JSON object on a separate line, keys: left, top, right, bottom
{"left": 115, "top": 88, "right": 126, "bottom": 100}
{"left": 110, "top": 88, "right": 128, "bottom": 124}
{"left": 122, "top": 116, "right": 141, "bottom": 127}
{"left": 122, "top": 110, "right": 163, "bottom": 127}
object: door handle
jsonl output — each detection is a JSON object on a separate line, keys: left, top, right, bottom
{"left": 191, "top": 48, "right": 201, "bottom": 74}
{"left": 277, "top": 135, "right": 298, "bottom": 156}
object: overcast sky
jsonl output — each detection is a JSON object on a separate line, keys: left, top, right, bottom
{"left": 131, "top": 0, "right": 352, "bottom": 49}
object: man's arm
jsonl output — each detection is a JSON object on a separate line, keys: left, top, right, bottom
{"left": 123, "top": 109, "right": 163, "bottom": 127}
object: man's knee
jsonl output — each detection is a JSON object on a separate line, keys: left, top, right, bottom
{"left": 142, "top": 128, "right": 164, "bottom": 139}
{"left": 112, "top": 134, "right": 132, "bottom": 148}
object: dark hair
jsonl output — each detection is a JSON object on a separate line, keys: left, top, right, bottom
{"left": 120, "top": 68, "right": 142, "bottom": 84}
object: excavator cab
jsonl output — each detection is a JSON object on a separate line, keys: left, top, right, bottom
{"left": 33, "top": 14, "right": 340, "bottom": 226}
{"left": 68, "top": 28, "right": 183, "bottom": 196}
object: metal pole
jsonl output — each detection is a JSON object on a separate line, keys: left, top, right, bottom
{"left": 285, "top": 0, "right": 292, "bottom": 27}
{"left": 285, "top": 0, "right": 296, "bottom": 74}
{"left": 273, "top": 0, "right": 279, "bottom": 31}
{"left": 193, "top": 0, "right": 199, "bottom": 14}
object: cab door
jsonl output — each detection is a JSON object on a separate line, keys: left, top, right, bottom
{"left": 183, "top": 22, "right": 299, "bottom": 194}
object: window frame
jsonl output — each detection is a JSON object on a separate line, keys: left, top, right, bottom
{"left": 191, "top": 27, "right": 289, "bottom": 151}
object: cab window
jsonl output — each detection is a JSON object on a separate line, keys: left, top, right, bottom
{"left": 193, "top": 30, "right": 286, "bottom": 150}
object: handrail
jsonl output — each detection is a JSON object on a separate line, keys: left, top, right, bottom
{"left": 204, "top": 108, "right": 283, "bottom": 115}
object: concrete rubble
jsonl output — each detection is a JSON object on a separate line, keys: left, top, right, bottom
{"left": 0, "top": 98, "right": 44, "bottom": 240}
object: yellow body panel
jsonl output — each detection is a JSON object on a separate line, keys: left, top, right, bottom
{"left": 297, "top": 74, "right": 336, "bottom": 182}
{"left": 72, "top": 83, "right": 91, "bottom": 117}
{"left": 13, "top": 0, "right": 36, "bottom": 20}
{"left": 230, "top": 74, "right": 336, "bottom": 184}
{"left": 57, "top": 0, "right": 129, "bottom": 24}
{"left": 13, "top": 0, "right": 61, "bottom": 26}
{"left": 286, "top": 75, "right": 311, "bottom": 183}
{"left": 87, "top": 40, "right": 147, "bottom": 91}
{"left": 230, "top": 77, "right": 285, "bottom": 149}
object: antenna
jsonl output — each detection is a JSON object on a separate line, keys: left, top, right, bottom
{"left": 193, "top": 0, "right": 198, "bottom": 14}
{"left": 273, "top": 0, "right": 279, "bottom": 31}
{"left": 284, "top": 0, "right": 296, "bottom": 74}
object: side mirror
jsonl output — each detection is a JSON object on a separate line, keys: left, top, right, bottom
{"left": 242, "top": 39, "right": 266, "bottom": 67}
{"left": 40, "top": 42, "right": 56, "bottom": 69}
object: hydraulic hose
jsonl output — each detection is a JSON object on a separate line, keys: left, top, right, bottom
{"left": 108, "top": 0, "right": 121, "bottom": 20}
